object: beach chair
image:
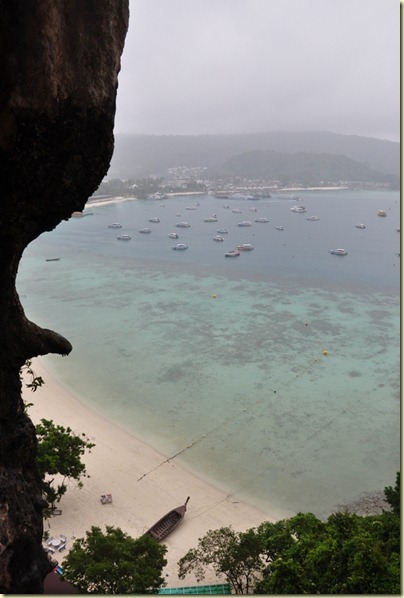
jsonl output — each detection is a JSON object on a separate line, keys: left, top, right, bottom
{"left": 59, "top": 543, "right": 66, "bottom": 552}
{"left": 60, "top": 534, "right": 67, "bottom": 543}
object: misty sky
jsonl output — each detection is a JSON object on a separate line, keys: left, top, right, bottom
{"left": 114, "top": 0, "right": 399, "bottom": 141}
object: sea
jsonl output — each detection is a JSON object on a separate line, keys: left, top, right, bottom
{"left": 17, "top": 189, "right": 400, "bottom": 520}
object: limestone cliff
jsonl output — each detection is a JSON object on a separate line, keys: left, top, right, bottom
{"left": 0, "top": 1, "right": 129, "bottom": 592}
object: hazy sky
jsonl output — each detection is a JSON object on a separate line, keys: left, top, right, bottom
{"left": 114, "top": 0, "right": 399, "bottom": 141}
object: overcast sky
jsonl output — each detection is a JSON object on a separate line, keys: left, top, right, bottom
{"left": 114, "top": 0, "right": 399, "bottom": 141}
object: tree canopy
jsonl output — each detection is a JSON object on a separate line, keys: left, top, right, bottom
{"left": 35, "top": 418, "right": 95, "bottom": 512}
{"left": 62, "top": 526, "right": 167, "bottom": 594}
{"left": 178, "top": 474, "right": 400, "bottom": 594}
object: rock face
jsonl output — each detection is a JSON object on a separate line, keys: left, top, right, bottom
{"left": 0, "top": 1, "right": 129, "bottom": 592}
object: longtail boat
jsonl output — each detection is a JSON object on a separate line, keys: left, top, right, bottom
{"left": 144, "top": 497, "right": 190, "bottom": 542}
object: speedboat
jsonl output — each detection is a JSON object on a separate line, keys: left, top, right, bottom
{"left": 225, "top": 250, "right": 240, "bottom": 257}
{"left": 117, "top": 234, "right": 131, "bottom": 241}
{"left": 149, "top": 217, "right": 160, "bottom": 223}
{"left": 168, "top": 232, "right": 179, "bottom": 239}
{"left": 275, "top": 226, "right": 284, "bottom": 231}
{"left": 290, "top": 205, "right": 307, "bottom": 212}
{"left": 355, "top": 223, "right": 366, "bottom": 229}
{"left": 176, "top": 222, "right": 191, "bottom": 228}
{"left": 213, "top": 235, "right": 224, "bottom": 242}
{"left": 330, "top": 248, "right": 348, "bottom": 256}
{"left": 236, "top": 243, "right": 254, "bottom": 251}
{"left": 217, "top": 229, "right": 228, "bottom": 234}
{"left": 238, "top": 221, "right": 252, "bottom": 227}
{"left": 254, "top": 217, "right": 269, "bottom": 223}
{"left": 139, "top": 228, "right": 152, "bottom": 233}
{"left": 108, "top": 223, "right": 122, "bottom": 228}
{"left": 172, "top": 243, "right": 188, "bottom": 250}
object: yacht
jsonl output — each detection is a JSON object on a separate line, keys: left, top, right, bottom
{"left": 254, "top": 217, "right": 269, "bottom": 223}
{"left": 238, "top": 221, "right": 253, "bottom": 227}
{"left": 290, "top": 205, "right": 307, "bottom": 213}
{"left": 148, "top": 217, "right": 160, "bottom": 223}
{"left": 139, "top": 228, "right": 152, "bottom": 233}
{"left": 168, "top": 232, "right": 179, "bottom": 239}
{"left": 117, "top": 234, "right": 131, "bottom": 241}
{"left": 330, "top": 248, "right": 348, "bottom": 256}
{"left": 172, "top": 243, "right": 188, "bottom": 250}
{"left": 108, "top": 222, "right": 122, "bottom": 229}
{"left": 236, "top": 243, "right": 254, "bottom": 251}
{"left": 213, "top": 235, "right": 225, "bottom": 242}
{"left": 176, "top": 222, "right": 191, "bottom": 228}
{"left": 355, "top": 223, "right": 366, "bottom": 229}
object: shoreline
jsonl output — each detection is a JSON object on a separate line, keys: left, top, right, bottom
{"left": 24, "top": 357, "right": 278, "bottom": 586}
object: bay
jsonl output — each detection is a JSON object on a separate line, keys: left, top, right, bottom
{"left": 17, "top": 189, "right": 400, "bottom": 518}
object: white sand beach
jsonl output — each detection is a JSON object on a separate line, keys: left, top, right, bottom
{"left": 24, "top": 358, "right": 277, "bottom": 587}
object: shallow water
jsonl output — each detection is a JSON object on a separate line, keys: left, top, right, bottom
{"left": 17, "top": 190, "right": 400, "bottom": 518}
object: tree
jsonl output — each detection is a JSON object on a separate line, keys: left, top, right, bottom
{"left": 384, "top": 471, "right": 400, "bottom": 516}
{"left": 178, "top": 526, "right": 265, "bottom": 594}
{"left": 255, "top": 511, "right": 400, "bottom": 595}
{"left": 35, "top": 418, "right": 95, "bottom": 512}
{"left": 61, "top": 526, "right": 167, "bottom": 594}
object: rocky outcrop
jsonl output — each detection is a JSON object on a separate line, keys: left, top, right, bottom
{"left": 0, "top": 1, "right": 129, "bottom": 592}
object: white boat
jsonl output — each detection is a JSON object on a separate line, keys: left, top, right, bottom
{"left": 108, "top": 223, "right": 122, "bottom": 229}
{"left": 249, "top": 207, "right": 258, "bottom": 212}
{"left": 254, "top": 217, "right": 269, "bottom": 223}
{"left": 355, "top": 223, "right": 366, "bottom": 229}
{"left": 176, "top": 222, "right": 191, "bottom": 228}
{"left": 172, "top": 243, "right": 188, "bottom": 250}
{"left": 225, "top": 250, "right": 240, "bottom": 257}
{"left": 168, "top": 232, "right": 179, "bottom": 239}
{"left": 290, "top": 205, "right": 307, "bottom": 213}
{"left": 117, "top": 234, "right": 131, "bottom": 241}
{"left": 330, "top": 248, "right": 348, "bottom": 256}
{"left": 139, "top": 228, "right": 152, "bottom": 233}
{"left": 217, "top": 229, "right": 228, "bottom": 234}
{"left": 377, "top": 210, "right": 387, "bottom": 217}
{"left": 275, "top": 226, "right": 284, "bottom": 231}
{"left": 204, "top": 216, "right": 218, "bottom": 222}
{"left": 236, "top": 243, "right": 254, "bottom": 251}
{"left": 232, "top": 208, "right": 242, "bottom": 214}
{"left": 149, "top": 217, "right": 160, "bottom": 223}
{"left": 213, "top": 235, "right": 224, "bottom": 242}
{"left": 306, "top": 215, "right": 320, "bottom": 221}
{"left": 238, "top": 221, "right": 252, "bottom": 227}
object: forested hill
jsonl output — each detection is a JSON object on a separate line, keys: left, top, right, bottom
{"left": 109, "top": 131, "right": 399, "bottom": 179}
{"left": 216, "top": 149, "right": 399, "bottom": 187}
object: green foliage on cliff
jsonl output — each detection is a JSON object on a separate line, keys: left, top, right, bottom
{"left": 35, "top": 418, "right": 95, "bottom": 512}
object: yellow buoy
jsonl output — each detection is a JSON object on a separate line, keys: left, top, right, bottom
{"left": 322, "top": 349, "right": 328, "bottom": 356}
{"left": 212, "top": 294, "right": 217, "bottom": 298}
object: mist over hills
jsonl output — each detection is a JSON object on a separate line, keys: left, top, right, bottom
{"left": 108, "top": 131, "right": 399, "bottom": 183}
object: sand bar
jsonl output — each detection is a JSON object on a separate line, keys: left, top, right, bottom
{"left": 24, "top": 357, "right": 277, "bottom": 587}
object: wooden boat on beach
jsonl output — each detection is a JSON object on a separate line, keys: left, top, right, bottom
{"left": 144, "top": 497, "right": 190, "bottom": 541}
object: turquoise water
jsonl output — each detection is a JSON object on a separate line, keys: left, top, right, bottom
{"left": 17, "top": 190, "right": 400, "bottom": 518}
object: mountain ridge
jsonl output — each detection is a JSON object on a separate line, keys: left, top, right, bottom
{"left": 108, "top": 130, "right": 400, "bottom": 180}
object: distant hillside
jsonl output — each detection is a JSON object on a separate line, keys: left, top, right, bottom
{"left": 217, "top": 149, "right": 399, "bottom": 187}
{"left": 108, "top": 131, "right": 399, "bottom": 179}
